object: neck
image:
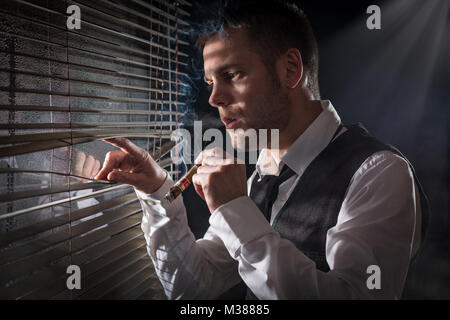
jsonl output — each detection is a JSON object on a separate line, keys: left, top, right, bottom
{"left": 269, "top": 98, "right": 323, "bottom": 163}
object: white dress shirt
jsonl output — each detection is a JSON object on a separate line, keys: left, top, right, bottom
{"left": 136, "top": 100, "right": 422, "bottom": 300}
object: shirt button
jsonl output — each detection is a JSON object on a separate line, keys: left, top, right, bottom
{"left": 280, "top": 195, "right": 287, "bottom": 202}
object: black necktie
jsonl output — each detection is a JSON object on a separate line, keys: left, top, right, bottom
{"left": 250, "top": 164, "right": 296, "bottom": 222}
{"left": 249, "top": 124, "right": 343, "bottom": 222}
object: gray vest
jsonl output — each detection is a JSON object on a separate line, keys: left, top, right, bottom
{"left": 220, "top": 123, "right": 429, "bottom": 299}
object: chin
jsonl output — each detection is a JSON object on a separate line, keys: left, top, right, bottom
{"left": 226, "top": 128, "right": 260, "bottom": 152}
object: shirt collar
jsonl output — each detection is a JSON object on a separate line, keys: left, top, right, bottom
{"left": 255, "top": 100, "right": 342, "bottom": 178}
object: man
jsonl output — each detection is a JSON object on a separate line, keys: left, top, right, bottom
{"left": 95, "top": 0, "right": 428, "bottom": 299}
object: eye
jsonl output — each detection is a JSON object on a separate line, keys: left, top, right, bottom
{"left": 224, "top": 71, "right": 239, "bottom": 81}
{"left": 206, "top": 82, "right": 213, "bottom": 92}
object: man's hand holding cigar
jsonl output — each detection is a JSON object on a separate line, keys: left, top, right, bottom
{"left": 193, "top": 147, "right": 247, "bottom": 213}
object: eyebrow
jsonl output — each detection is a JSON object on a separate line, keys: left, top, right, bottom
{"left": 203, "top": 63, "right": 243, "bottom": 83}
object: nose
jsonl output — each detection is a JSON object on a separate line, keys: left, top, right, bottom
{"left": 208, "top": 83, "right": 229, "bottom": 109}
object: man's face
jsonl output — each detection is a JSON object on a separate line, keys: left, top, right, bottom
{"left": 203, "top": 28, "right": 289, "bottom": 150}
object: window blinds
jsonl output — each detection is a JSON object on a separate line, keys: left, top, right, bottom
{"left": 0, "top": 0, "right": 190, "bottom": 299}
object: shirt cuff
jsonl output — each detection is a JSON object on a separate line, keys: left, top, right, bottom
{"left": 209, "top": 196, "right": 275, "bottom": 258}
{"left": 134, "top": 172, "right": 174, "bottom": 203}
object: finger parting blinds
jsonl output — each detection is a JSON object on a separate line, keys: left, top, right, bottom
{"left": 0, "top": 0, "right": 191, "bottom": 299}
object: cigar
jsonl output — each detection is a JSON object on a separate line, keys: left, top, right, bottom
{"left": 164, "top": 164, "right": 200, "bottom": 202}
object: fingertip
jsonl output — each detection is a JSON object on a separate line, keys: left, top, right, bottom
{"left": 107, "top": 171, "right": 117, "bottom": 182}
{"left": 107, "top": 170, "right": 131, "bottom": 184}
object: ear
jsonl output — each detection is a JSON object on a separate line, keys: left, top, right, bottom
{"left": 284, "top": 48, "right": 303, "bottom": 89}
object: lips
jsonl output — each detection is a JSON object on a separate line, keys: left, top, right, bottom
{"left": 222, "top": 117, "right": 240, "bottom": 129}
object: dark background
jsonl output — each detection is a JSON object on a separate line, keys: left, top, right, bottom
{"left": 180, "top": 0, "right": 450, "bottom": 299}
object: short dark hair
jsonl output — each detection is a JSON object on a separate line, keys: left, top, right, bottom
{"left": 195, "top": 0, "right": 320, "bottom": 99}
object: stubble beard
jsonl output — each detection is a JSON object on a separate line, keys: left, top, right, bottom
{"left": 228, "top": 75, "right": 289, "bottom": 151}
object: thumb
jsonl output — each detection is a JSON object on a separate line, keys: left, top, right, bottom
{"left": 192, "top": 173, "right": 205, "bottom": 201}
{"left": 107, "top": 170, "right": 139, "bottom": 186}
{"left": 96, "top": 165, "right": 113, "bottom": 180}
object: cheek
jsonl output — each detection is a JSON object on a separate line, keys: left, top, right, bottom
{"left": 233, "top": 76, "right": 279, "bottom": 123}
{"left": 235, "top": 85, "right": 261, "bottom": 113}
{"left": 234, "top": 74, "right": 267, "bottom": 101}
{"left": 233, "top": 83, "right": 252, "bottom": 103}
